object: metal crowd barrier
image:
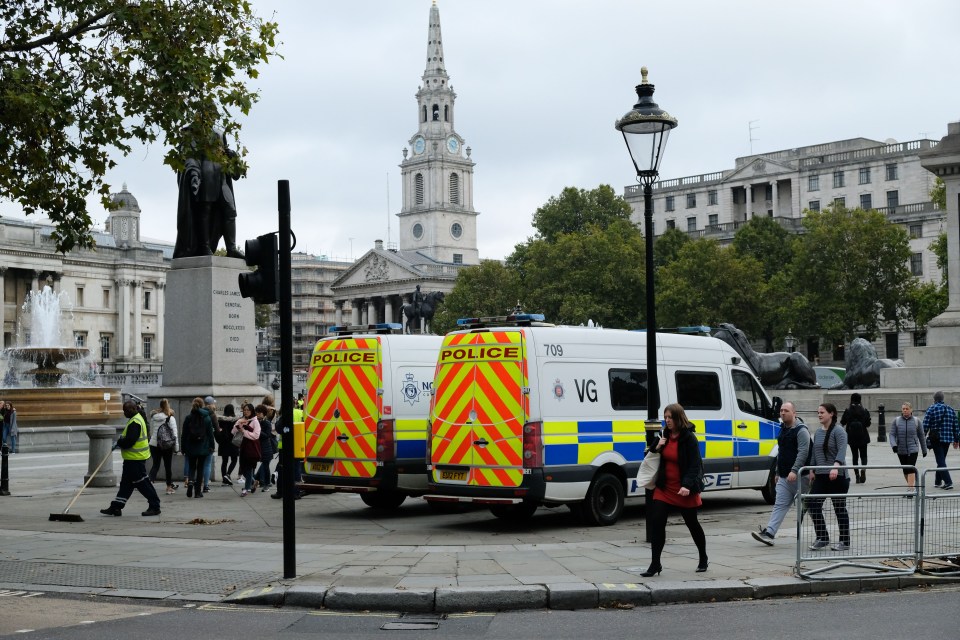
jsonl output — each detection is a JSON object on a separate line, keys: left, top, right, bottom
{"left": 918, "top": 466, "right": 960, "bottom": 576}
{"left": 796, "top": 465, "right": 919, "bottom": 580}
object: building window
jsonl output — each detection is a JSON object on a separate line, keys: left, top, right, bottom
{"left": 294, "top": 324, "right": 302, "bottom": 336}
{"left": 293, "top": 282, "right": 302, "bottom": 294}
{"left": 886, "top": 163, "right": 898, "bottom": 181}
{"left": 809, "top": 200, "right": 821, "bottom": 211}
{"left": 143, "top": 336, "right": 153, "bottom": 359}
{"left": 75, "top": 287, "right": 84, "bottom": 307}
{"left": 686, "top": 216, "right": 696, "bottom": 232}
{"left": 74, "top": 332, "right": 86, "bottom": 348}
{"left": 886, "top": 190, "right": 899, "bottom": 209}
{"left": 450, "top": 222, "right": 463, "bottom": 239}
{"left": 103, "top": 289, "right": 110, "bottom": 309}
{"left": 833, "top": 170, "right": 845, "bottom": 188}
{"left": 414, "top": 173, "right": 424, "bottom": 205}
{"left": 422, "top": 105, "right": 427, "bottom": 123}
{"left": 708, "top": 213, "right": 718, "bottom": 227}
{"left": 914, "top": 331, "right": 927, "bottom": 347}
{"left": 432, "top": 104, "right": 439, "bottom": 121}
{"left": 708, "top": 190, "right": 718, "bottom": 206}
{"left": 452, "top": 253, "right": 463, "bottom": 265}
{"left": 910, "top": 253, "right": 923, "bottom": 276}
{"left": 858, "top": 167, "right": 871, "bottom": 184}
{"left": 860, "top": 194, "right": 872, "bottom": 210}
{"left": 665, "top": 196, "right": 675, "bottom": 212}
{"left": 834, "top": 197, "right": 846, "bottom": 207}
{"left": 294, "top": 299, "right": 302, "bottom": 309}
{"left": 143, "top": 290, "right": 151, "bottom": 311}
{"left": 808, "top": 175, "right": 820, "bottom": 191}
{"left": 666, "top": 219, "right": 676, "bottom": 230}
{"left": 765, "top": 184, "right": 773, "bottom": 201}
{"left": 686, "top": 193, "right": 696, "bottom": 208}
{"left": 909, "top": 223, "right": 923, "bottom": 238}
{"left": 449, "top": 173, "right": 460, "bottom": 204}
{"left": 444, "top": 104, "right": 449, "bottom": 122}
{"left": 100, "top": 335, "right": 111, "bottom": 360}
{"left": 412, "top": 222, "right": 423, "bottom": 240}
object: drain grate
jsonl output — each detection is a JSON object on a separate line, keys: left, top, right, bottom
{"left": 381, "top": 613, "right": 443, "bottom": 631}
{"left": 0, "top": 560, "right": 276, "bottom": 595}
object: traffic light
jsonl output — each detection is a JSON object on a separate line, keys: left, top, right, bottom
{"left": 238, "top": 233, "right": 279, "bottom": 304}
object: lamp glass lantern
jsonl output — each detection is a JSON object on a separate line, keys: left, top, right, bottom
{"left": 784, "top": 329, "right": 796, "bottom": 353}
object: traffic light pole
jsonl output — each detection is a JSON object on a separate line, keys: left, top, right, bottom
{"left": 278, "top": 180, "right": 296, "bottom": 579}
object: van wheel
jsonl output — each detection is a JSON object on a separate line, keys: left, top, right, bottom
{"left": 582, "top": 473, "right": 625, "bottom": 526}
{"left": 490, "top": 501, "right": 538, "bottom": 521}
{"left": 760, "top": 463, "right": 777, "bottom": 505}
{"left": 360, "top": 491, "right": 406, "bottom": 510}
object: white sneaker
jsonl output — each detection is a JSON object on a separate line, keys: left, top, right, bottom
{"left": 809, "top": 539, "right": 830, "bottom": 550}
{"left": 832, "top": 542, "right": 850, "bottom": 551}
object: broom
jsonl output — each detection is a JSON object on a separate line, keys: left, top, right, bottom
{"left": 49, "top": 448, "right": 115, "bottom": 522}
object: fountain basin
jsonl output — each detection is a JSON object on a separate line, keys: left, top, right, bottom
{"left": 0, "top": 387, "right": 124, "bottom": 429}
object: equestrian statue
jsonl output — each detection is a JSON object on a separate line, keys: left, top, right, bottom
{"left": 401, "top": 287, "right": 445, "bottom": 334}
{"left": 713, "top": 323, "right": 819, "bottom": 390}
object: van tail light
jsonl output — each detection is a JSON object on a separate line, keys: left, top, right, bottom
{"left": 522, "top": 421, "right": 543, "bottom": 468}
{"left": 426, "top": 420, "right": 434, "bottom": 464}
{"left": 376, "top": 419, "right": 396, "bottom": 462}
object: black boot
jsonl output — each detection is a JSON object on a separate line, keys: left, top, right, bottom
{"left": 223, "top": 217, "right": 245, "bottom": 259}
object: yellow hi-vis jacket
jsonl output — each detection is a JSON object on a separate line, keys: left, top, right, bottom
{"left": 121, "top": 413, "right": 151, "bottom": 461}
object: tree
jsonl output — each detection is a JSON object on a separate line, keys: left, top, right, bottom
{"left": 657, "top": 238, "right": 767, "bottom": 336}
{"left": 931, "top": 176, "right": 946, "bottom": 210}
{"left": 732, "top": 215, "right": 792, "bottom": 349}
{"left": 530, "top": 184, "right": 634, "bottom": 243}
{"left": 0, "top": 1, "right": 279, "bottom": 252}
{"left": 254, "top": 304, "right": 272, "bottom": 330}
{"left": 431, "top": 260, "right": 521, "bottom": 334}
{"left": 779, "top": 205, "right": 914, "bottom": 342}
{"left": 653, "top": 227, "right": 690, "bottom": 269}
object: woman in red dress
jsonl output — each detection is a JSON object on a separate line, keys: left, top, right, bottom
{"left": 641, "top": 403, "right": 708, "bottom": 576}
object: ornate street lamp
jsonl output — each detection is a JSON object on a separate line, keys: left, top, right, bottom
{"left": 784, "top": 329, "right": 796, "bottom": 353}
{"left": 616, "top": 67, "right": 678, "bottom": 423}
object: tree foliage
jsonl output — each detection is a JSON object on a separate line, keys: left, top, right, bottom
{"left": 530, "top": 184, "right": 633, "bottom": 243}
{"left": 732, "top": 215, "right": 791, "bottom": 281}
{"left": 0, "top": 0, "right": 279, "bottom": 252}
{"left": 653, "top": 226, "right": 690, "bottom": 269}
{"left": 931, "top": 176, "right": 946, "bottom": 210}
{"left": 657, "top": 238, "right": 767, "bottom": 335}
{"left": 431, "top": 260, "right": 521, "bottom": 334}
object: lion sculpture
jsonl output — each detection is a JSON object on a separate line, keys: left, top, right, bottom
{"left": 713, "top": 323, "right": 819, "bottom": 390}
{"left": 836, "top": 337, "right": 904, "bottom": 389}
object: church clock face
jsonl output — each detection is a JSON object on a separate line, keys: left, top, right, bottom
{"left": 413, "top": 136, "right": 426, "bottom": 155}
{"left": 447, "top": 137, "right": 459, "bottom": 154}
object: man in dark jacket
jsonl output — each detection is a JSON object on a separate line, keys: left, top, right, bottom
{"left": 841, "top": 393, "right": 871, "bottom": 483}
{"left": 101, "top": 401, "right": 162, "bottom": 517}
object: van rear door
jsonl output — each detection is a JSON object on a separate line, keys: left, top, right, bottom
{"left": 430, "top": 330, "right": 528, "bottom": 488}
{"left": 304, "top": 337, "right": 382, "bottom": 479}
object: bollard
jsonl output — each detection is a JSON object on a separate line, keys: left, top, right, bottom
{"left": 877, "top": 403, "right": 886, "bottom": 442}
{"left": 85, "top": 427, "right": 118, "bottom": 487}
{"left": 0, "top": 443, "right": 9, "bottom": 496}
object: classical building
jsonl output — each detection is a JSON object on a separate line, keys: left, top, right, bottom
{"left": 330, "top": 2, "right": 479, "bottom": 328}
{"left": 0, "top": 186, "right": 172, "bottom": 373}
{"left": 623, "top": 137, "right": 944, "bottom": 362}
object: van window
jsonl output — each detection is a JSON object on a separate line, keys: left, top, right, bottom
{"left": 609, "top": 368, "right": 648, "bottom": 411}
{"left": 732, "top": 369, "right": 768, "bottom": 418}
{"left": 675, "top": 371, "right": 721, "bottom": 410}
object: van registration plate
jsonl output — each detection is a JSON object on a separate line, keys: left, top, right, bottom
{"left": 439, "top": 470, "right": 467, "bottom": 481}
{"left": 310, "top": 462, "right": 332, "bottom": 473}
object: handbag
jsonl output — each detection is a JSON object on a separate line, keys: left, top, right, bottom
{"left": 637, "top": 452, "right": 660, "bottom": 490}
{"left": 231, "top": 430, "right": 244, "bottom": 448}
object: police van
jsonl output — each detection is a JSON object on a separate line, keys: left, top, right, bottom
{"left": 299, "top": 324, "right": 442, "bottom": 509}
{"left": 424, "top": 314, "right": 782, "bottom": 525}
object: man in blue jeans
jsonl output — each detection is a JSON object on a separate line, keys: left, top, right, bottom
{"left": 922, "top": 391, "right": 959, "bottom": 490}
{"left": 751, "top": 401, "right": 811, "bottom": 546}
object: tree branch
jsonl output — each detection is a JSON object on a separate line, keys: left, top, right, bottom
{"left": 0, "top": 6, "right": 117, "bottom": 53}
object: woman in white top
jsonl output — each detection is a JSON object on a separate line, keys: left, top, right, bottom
{"left": 148, "top": 398, "right": 180, "bottom": 494}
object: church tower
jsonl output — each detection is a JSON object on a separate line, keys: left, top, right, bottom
{"left": 397, "top": 1, "right": 479, "bottom": 265}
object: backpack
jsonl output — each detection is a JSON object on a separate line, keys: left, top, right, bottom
{"left": 157, "top": 417, "right": 176, "bottom": 451}
{"left": 187, "top": 412, "right": 206, "bottom": 442}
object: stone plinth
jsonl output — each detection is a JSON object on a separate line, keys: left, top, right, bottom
{"left": 152, "top": 256, "right": 266, "bottom": 418}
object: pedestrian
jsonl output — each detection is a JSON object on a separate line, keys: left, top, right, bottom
{"left": 641, "top": 403, "right": 708, "bottom": 576}
{"left": 218, "top": 403, "right": 240, "bottom": 485}
{"left": 3, "top": 401, "right": 18, "bottom": 453}
{"left": 751, "top": 401, "right": 811, "bottom": 546}
{"left": 148, "top": 399, "right": 180, "bottom": 494}
{"left": 261, "top": 394, "right": 277, "bottom": 422}
{"left": 101, "top": 400, "right": 162, "bottom": 517}
{"left": 232, "top": 403, "right": 261, "bottom": 497}
{"left": 182, "top": 397, "right": 215, "bottom": 498}
{"left": 922, "top": 391, "right": 959, "bottom": 490}
{"left": 202, "top": 395, "right": 219, "bottom": 490}
{"left": 806, "top": 402, "right": 851, "bottom": 551}
{"left": 840, "top": 392, "right": 871, "bottom": 483}
{"left": 255, "top": 404, "right": 275, "bottom": 492}
{"left": 889, "top": 402, "right": 927, "bottom": 490}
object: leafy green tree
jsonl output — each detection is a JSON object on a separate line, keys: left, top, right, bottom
{"left": 530, "top": 184, "right": 634, "bottom": 243}
{"left": 931, "top": 176, "right": 946, "bottom": 210}
{"left": 0, "top": 0, "right": 278, "bottom": 252}
{"left": 931, "top": 232, "right": 947, "bottom": 281}
{"left": 906, "top": 280, "right": 946, "bottom": 331}
{"left": 517, "top": 219, "right": 646, "bottom": 327}
{"left": 731, "top": 215, "right": 792, "bottom": 349}
{"left": 779, "top": 205, "right": 914, "bottom": 341}
{"left": 431, "top": 260, "right": 522, "bottom": 334}
{"left": 255, "top": 304, "right": 272, "bottom": 330}
{"left": 653, "top": 227, "right": 690, "bottom": 269}
{"left": 657, "top": 238, "right": 767, "bottom": 336}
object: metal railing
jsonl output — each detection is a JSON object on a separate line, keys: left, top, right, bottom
{"left": 918, "top": 467, "right": 960, "bottom": 575}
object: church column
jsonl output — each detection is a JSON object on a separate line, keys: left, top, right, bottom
{"left": 156, "top": 282, "right": 165, "bottom": 361}
{"left": 116, "top": 279, "right": 130, "bottom": 360}
{"left": 132, "top": 280, "right": 143, "bottom": 358}
{"left": 384, "top": 297, "right": 394, "bottom": 325}
{"left": 334, "top": 301, "right": 344, "bottom": 326}
{"left": 51, "top": 272, "right": 62, "bottom": 293}
{"left": 351, "top": 299, "right": 361, "bottom": 326}
{"left": 0, "top": 267, "right": 6, "bottom": 347}
{"left": 33, "top": 270, "right": 42, "bottom": 292}
{"left": 366, "top": 300, "right": 376, "bottom": 325}
{"left": 772, "top": 181, "right": 779, "bottom": 217}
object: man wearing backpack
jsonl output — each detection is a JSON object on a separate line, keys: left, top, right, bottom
{"left": 101, "top": 400, "right": 162, "bottom": 517}
{"left": 751, "top": 401, "right": 811, "bottom": 546}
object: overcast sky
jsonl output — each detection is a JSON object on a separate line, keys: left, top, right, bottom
{"left": 7, "top": 0, "right": 960, "bottom": 261}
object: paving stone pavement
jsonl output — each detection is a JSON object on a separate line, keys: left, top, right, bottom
{"left": 0, "top": 442, "right": 957, "bottom": 611}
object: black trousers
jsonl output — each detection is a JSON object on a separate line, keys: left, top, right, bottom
{"left": 187, "top": 455, "right": 206, "bottom": 494}
{"left": 149, "top": 446, "right": 176, "bottom": 485}
{"left": 808, "top": 475, "right": 850, "bottom": 544}
{"left": 110, "top": 459, "right": 161, "bottom": 511}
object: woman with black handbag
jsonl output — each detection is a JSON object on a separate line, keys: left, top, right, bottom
{"left": 641, "top": 403, "right": 708, "bottom": 577}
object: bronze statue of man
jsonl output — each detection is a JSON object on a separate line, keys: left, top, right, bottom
{"left": 174, "top": 128, "right": 245, "bottom": 259}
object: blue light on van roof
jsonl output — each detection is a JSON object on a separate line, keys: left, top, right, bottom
{"left": 456, "top": 313, "right": 546, "bottom": 327}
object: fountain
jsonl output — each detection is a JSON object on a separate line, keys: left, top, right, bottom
{"left": 1, "top": 286, "right": 122, "bottom": 429}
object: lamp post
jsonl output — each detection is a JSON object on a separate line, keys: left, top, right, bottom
{"left": 616, "top": 67, "right": 678, "bottom": 426}
{"left": 784, "top": 329, "right": 796, "bottom": 353}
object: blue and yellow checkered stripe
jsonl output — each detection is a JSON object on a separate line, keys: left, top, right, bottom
{"left": 395, "top": 418, "right": 428, "bottom": 460}
{"left": 542, "top": 419, "right": 779, "bottom": 465}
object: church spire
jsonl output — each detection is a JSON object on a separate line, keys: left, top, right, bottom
{"left": 422, "top": 1, "right": 448, "bottom": 87}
